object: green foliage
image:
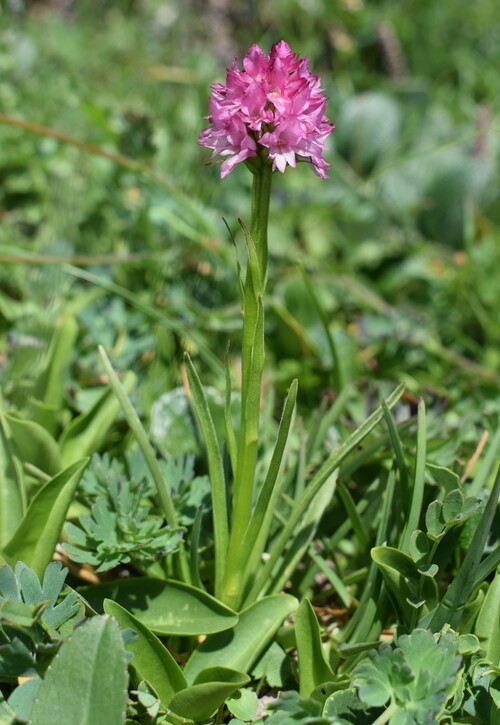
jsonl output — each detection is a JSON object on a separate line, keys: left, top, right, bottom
{"left": 1, "top": 459, "right": 88, "bottom": 578}
{"left": 0, "top": 561, "right": 83, "bottom": 643}
{"left": 352, "top": 629, "right": 461, "bottom": 723}
{"left": 63, "top": 454, "right": 184, "bottom": 572}
{"left": 30, "top": 615, "right": 128, "bottom": 725}
{"left": 0, "top": 2, "right": 499, "bottom": 722}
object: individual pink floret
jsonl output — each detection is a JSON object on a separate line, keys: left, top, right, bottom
{"left": 198, "top": 41, "right": 334, "bottom": 178}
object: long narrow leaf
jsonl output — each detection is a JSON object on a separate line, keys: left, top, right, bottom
{"left": 2, "top": 459, "right": 88, "bottom": 578}
{"left": 337, "top": 481, "right": 369, "bottom": 550}
{"left": 98, "top": 346, "right": 178, "bottom": 530}
{"left": 382, "top": 401, "right": 409, "bottom": 500}
{"left": 223, "top": 344, "right": 238, "bottom": 477}
{"left": 246, "top": 383, "right": 405, "bottom": 603}
{"left": 339, "top": 469, "right": 396, "bottom": 645}
{"left": 296, "top": 598, "right": 335, "bottom": 697}
{"left": 184, "top": 353, "right": 228, "bottom": 598}
{"left": 103, "top": 599, "right": 187, "bottom": 706}
{"left": 399, "top": 399, "right": 426, "bottom": 552}
{"left": 0, "top": 416, "right": 25, "bottom": 546}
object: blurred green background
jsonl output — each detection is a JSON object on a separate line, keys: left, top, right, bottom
{"left": 1, "top": 0, "right": 499, "bottom": 434}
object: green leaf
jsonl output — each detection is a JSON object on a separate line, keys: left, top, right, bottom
{"left": 97, "top": 347, "right": 187, "bottom": 581}
{"left": 33, "top": 314, "right": 78, "bottom": 410}
{"left": 323, "top": 687, "right": 375, "bottom": 723}
{"left": 59, "top": 371, "right": 137, "bottom": 467}
{"left": 399, "top": 398, "right": 426, "bottom": 553}
{"left": 409, "top": 530, "right": 429, "bottom": 566}
{"left": 103, "top": 599, "right": 187, "bottom": 706}
{"left": 1, "top": 561, "right": 83, "bottom": 635}
{"left": 443, "top": 489, "right": 465, "bottom": 523}
{"left": 7, "top": 677, "right": 42, "bottom": 722}
{"left": 474, "top": 567, "right": 500, "bottom": 664}
{"left": 371, "top": 546, "right": 438, "bottom": 626}
{"left": 251, "top": 641, "right": 290, "bottom": 688}
{"left": 425, "top": 500, "right": 445, "bottom": 540}
{"left": 184, "top": 352, "right": 228, "bottom": 598}
{"left": 3, "top": 412, "right": 62, "bottom": 477}
{"left": 0, "top": 415, "right": 25, "bottom": 547}
{"left": 224, "top": 379, "right": 298, "bottom": 609}
{"left": 295, "top": 599, "right": 334, "bottom": 697}
{"left": 184, "top": 594, "right": 298, "bottom": 685}
{"left": 426, "top": 463, "right": 460, "bottom": 491}
{"left": 30, "top": 616, "right": 128, "bottom": 725}
{"left": 1, "top": 459, "right": 88, "bottom": 579}
{"left": 167, "top": 666, "right": 249, "bottom": 722}
{"left": 225, "top": 688, "right": 259, "bottom": 721}
{"left": 353, "top": 629, "right": 461, "bottom": 720}
{"left": 79, "top": 578, "right": 238, "bottom": 635}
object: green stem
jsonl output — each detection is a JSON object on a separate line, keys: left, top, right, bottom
{"left": 371, "top": 701, "right": 399, "bottom": 725}
{"left": 221, "top": 163, "right": 272, "bottom": 607}
{"left": 249, "top": 160, "right": 272, "bottom": 289}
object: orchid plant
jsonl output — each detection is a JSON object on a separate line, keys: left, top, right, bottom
{"left": 98, "top": 40, "right": 404, "bottom": 612}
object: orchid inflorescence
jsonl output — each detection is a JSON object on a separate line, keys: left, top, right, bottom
{"left": 198, "top": 40, "right": 334, "bottom": 178}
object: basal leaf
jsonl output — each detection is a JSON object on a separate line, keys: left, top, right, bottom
{"left": 295, "top": 598, "right": 334, "bottom": 698}
{"left": 184, "top": 594, "right": 297, "bottom": 685}
{"left": 29, "top": 616, "right": 128, "bottom": 725}
{"left": 79, "top": 578, "right": 238, "bottom": 636}
{"left": 104, "top": 598, "right": 187, "bottom": 706}
{"left": 1, "top": 459, "right": 89, "bottom": 579}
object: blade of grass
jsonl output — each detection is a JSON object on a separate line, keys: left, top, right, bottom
{"left": 184, "top": 353, "right": 229, "bottom": 599}
{"left": 308, "top": 548, "right": 353, "bottom": 609}
{"left": 339, "top": 468, "right": 395, "bottom": 645}
{"left": 399, "top": 399, "right": 426, "bottom": 553}
{"left": 382, "top": 401, "right": 409, "bottom": 499}
{"left": 337, "top": 481, "right": 369, "bottom": 550}
{"left": 189, "top": 506, "right": 205, "bottom": 592}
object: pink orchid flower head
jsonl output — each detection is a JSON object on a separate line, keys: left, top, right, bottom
{"left": 198, "top": 41, "right": 334, "bottom": 179}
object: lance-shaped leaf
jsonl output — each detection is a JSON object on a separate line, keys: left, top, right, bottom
{"left": 0, "top": 415, "right": 25, "bottom": 547}
{"left": 295, "top": 598, "right": 334, "bottom": 697}
{"left": 3, "top": 412, "right": 62, "bottom": 477}
{"left": 104, "top": 599, "right": 187, "bottom": 706}
{"left": 184, "top": 353, "right": 228, "bottom": 598}
{"left": 2, "top": 459, "right": 88, "bottom": 579}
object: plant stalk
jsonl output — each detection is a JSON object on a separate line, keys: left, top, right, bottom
{"left": 221, "top": 162, "right": 272, "bottom": 606}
